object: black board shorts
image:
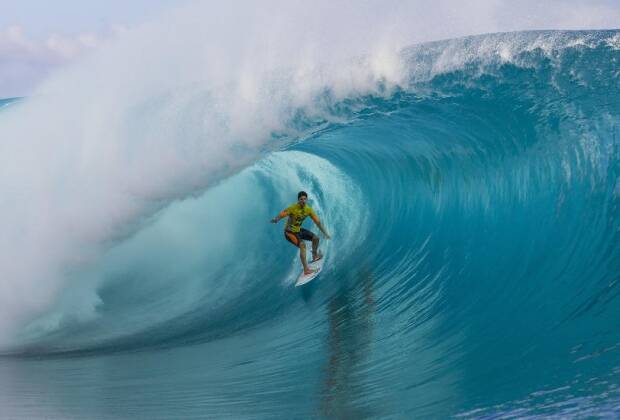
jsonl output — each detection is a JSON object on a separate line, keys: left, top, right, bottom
{"left": 284, "top": 228, "right": 316, "bottom": 247}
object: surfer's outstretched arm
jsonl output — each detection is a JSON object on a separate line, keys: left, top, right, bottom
{"left": 271, "top": 210, "right": 288, "bottom": 223}
{"left": 311, "top": 213, "right": 331, "bottom": 239}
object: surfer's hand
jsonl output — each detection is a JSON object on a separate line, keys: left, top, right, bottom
{"left": 325, "top": 233, "right": 331, "bottom": 240}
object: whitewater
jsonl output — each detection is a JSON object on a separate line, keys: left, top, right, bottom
{"left": 1, "top": 2, "right": 620, "bottom": 418}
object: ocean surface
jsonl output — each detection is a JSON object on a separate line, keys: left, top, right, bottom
{"left": 1, "top": 30, "right": 620, "bottom": 418}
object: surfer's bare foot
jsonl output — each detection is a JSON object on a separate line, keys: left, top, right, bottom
{"left": 304, "top": 268, "right": 317, "bottom": 275}
{"left": 311, "top": 253, "right": 323, "bottom": 262}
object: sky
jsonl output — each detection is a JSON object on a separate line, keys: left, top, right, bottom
{"left": 0, "top": 0, "right": 183, "bottom": 97}
{"left": 0, "top": 0, "right": 619, "bottom": 98}
{"left": 0, "top": 0, "right": 180, "bottom": 37}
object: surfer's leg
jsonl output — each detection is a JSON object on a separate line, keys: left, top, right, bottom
{"left": 300, "top": 228, "right": 321, "bottom": 262}
{"left": 285, "top": 231, "right": 300, "bottom": 247}
{"left": 311, "top": 235, "right": 320, "bottom": 261}
{"left": 299, "top": 241, "right": 315, "bottom": 274}
{"left": 288, "top": 229, "right": 315, "bottom": 274}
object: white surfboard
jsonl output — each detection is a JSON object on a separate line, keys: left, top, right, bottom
{"left": 295, "top": 252, "right": 325, "bottom": 287}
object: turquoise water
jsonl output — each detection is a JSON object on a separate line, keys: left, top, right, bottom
{"left": 1, "top": 31, "right": 620, "bottom": 418}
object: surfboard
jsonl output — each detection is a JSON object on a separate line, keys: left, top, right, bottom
{"left": 295, "top": 252, "right": 325, "bottom": 287}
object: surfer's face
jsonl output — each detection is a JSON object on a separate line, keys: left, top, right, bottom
{"left": 298, "top": 196, "right": 307, "bottom": 207}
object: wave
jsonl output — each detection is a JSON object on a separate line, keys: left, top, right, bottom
{"left": 1, "top": 28, "right": 620, "bottom": 417}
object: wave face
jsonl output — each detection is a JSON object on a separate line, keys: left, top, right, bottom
{"left": 1, "top": 31, "right": 620, "bottom": 418}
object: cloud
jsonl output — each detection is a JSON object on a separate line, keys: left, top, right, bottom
{"left": 0, "top": 25, "right": 126, "bottom": 97}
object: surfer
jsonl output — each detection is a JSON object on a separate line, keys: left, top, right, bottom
{"left": 271, "top": 191, "right": 331, "bottom": 275}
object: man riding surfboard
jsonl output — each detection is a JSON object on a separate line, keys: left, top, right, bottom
{"left": 271, "top": 191, "right": 331, "bottom": 275}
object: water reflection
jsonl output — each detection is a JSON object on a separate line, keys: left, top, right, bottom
{"left": 321, "top": 269, "right": 376, "bottom": 419}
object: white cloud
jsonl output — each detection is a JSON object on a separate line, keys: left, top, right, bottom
{"left": 0, "top": 25, "right": 125, "bottom": 97}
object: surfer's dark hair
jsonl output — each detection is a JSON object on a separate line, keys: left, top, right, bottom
{"left": 298, "top": 191, "right": 308, "bottom": 199}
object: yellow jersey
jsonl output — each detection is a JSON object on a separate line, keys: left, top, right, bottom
{"left": 279, "top": 203, "right": 319, "bottom": 233}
